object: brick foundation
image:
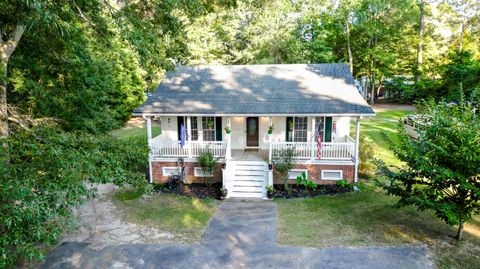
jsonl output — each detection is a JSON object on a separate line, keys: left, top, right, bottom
{"left": 274, "top": 163, "right": 355, "bottom": 185}
{"left": 152, "top": 161, "right": 223, "bottom": 184}
{"left": 152, "top": 161, "right": 354, "bottom": 185}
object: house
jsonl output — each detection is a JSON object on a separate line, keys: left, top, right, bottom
{"left": 133, "top": 64, "right": 375, "bottom": 198}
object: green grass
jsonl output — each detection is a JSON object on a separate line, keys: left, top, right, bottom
{"left": 112, "top": 189, "right": 218, "bottom": 242}
{"left": 111, "top": 126, "right": 161, "bottom": 139}
{"left": 276, "top": 191, "right": 480, "bottom": 269}
{"left": 360, "top": 109, "right": 413, "bottom": 168}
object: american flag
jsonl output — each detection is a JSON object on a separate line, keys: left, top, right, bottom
{"left": 316, "top": 132, "right": 322, "bottom": 159}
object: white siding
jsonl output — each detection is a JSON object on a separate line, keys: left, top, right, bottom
{"left": 333, "top": 116, "right": 351, "bottom": 141}
{"left": 231, "top": 117, "right": 245, "bottom": 149}
{"left": 151, "top": 115, "right": 352, "bottom": 149}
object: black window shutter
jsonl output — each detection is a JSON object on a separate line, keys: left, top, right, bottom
{"left": 215, "top": 117, "right": 222, "bottom": 141}
{"left": 177, "top": 116, "right": 184, "bottom": 141}
{"left": 286, "top": 117, "right": 293, "bottom": 142}
{"left": 324, "top": 117, "right": 333, "bottom": 142}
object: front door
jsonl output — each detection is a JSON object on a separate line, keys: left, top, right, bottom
{"left": 246, "top": 117, "right": 259, "bottom": 147}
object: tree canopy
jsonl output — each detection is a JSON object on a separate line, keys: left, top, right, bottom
{"left": 1, "top": 0, "right": 479, "bottom": 133}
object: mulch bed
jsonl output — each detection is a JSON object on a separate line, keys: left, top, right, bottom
{"left": 155, "top": 182, "right": 222, "bottom": 199}
{"left": 272, "top": 184, "right": 353, "bottom": 199}
{"left": 153, "top": 181, "right": 352, "bottom": 200}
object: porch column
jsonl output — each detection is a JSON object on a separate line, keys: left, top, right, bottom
{"left": 268, "top": 117, "right": 273, "bottom": 163}
{"left": 354, "top": 117, "right": 361, "bottom": 183}
{"left": 145, "top": 116, "right": 153, "bottom": 183}
{"left": 187, "top": 116, "right": 192, "bottom": 158}
{"left": 311, "top": 117, "right": 316, "bottom": 160}
{"left": 226, "top": 117, "right": 232, "bottom": 160}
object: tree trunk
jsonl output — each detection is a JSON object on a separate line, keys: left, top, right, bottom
{"left": 376, "top": 73, "right": 384, "bottom": 97}
{"left": 416, "top": 0, "right": 425, "bottom": 82}
{"left": 0, "top": 25, "right": 25, "bottom": 141}
{"left": 345, "top": 22, "right": 353, "bottom": 74}
{"left": 458, "top": 20, "right": 464, "bottom": 52}
{"left": 370, "top": 72, "right": 375, "bottom": 105}
{"left": 0, "top": 61, "right": 8, "bottom": 140}
{"left": 456, "top": 220, "right": 464, "bottom": 240}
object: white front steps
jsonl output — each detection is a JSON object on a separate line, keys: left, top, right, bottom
{"left": 226, "top": 161, "right": 268, "bottom": 199}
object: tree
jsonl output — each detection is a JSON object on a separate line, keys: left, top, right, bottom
{"left": 441, "top": 49, "right": 480, "bottom": 100}
{"left": 416, "top": 0, "right": 426, "bottom": 82}
{"left": 378, "top": 99, "right": 480, "bottom": 240}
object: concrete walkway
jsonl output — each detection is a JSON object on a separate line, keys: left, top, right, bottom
{"left": 42, "top": 200, "right": 434, "bottom": 269}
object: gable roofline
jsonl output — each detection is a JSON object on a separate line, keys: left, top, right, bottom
{"left": 134, "top": 63, "right": 374, "bottom": 116}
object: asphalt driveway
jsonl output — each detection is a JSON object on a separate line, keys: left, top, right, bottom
{"left": 42, "top": 200, "right": 434, "bottom": 269}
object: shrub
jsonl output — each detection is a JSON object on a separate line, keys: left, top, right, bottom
{"left": 0, "top": 126, "right": 149, "bottom": 267}
{"left": 336, "top": 179, "right": 353, "bottom": 191}
{"left": 358, "top": 132, "right": 375, "bottom": 178}
{"left": 196, "top": 149, "right": 217, "bottom": 187}
{"left": 272, "top": 148, "right": 296, "bottom": 191}
{"left": 295, "top": 172, "right": 317, "bottom": 191}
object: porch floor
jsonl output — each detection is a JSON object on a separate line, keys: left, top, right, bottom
{"left": 231, "top": 149, "right": 268, "bottom": 161}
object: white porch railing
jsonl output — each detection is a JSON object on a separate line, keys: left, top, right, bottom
{"left": 271, "top": 140, "right": 354, "bottom": 160}
{"left": 191, "top": 141, "right": 227, "bottom": 157}
{"left": 272, "top": 142, "right": 311, "bottom": 159}
{"left": 150, "top": 141, "right": 227, "bottom": 158}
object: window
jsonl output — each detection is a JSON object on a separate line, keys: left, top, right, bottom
{"left": 194, "top": 167, "right": 213, "bottom": 177}
{"left": 293, "top": 117, "right": 307, "bottom": 142}
{"left": 162, "top": 167, "right": 181, "bottom": 177}
{"left": 315, "top": 117, "right": 325, "bottom": 141}
{"left": 288, "top": 169, "right": 308, "bottom": 180}
{"left": 178, "top": 117, "right": 199, "bottom": 141}
{"left": 191, "top": 117, "right": 198, "bottom": 141}
{"left": 202, "top": 117, "right": 215, "bottom": 141}
{"left": 321, "top": 170, "right": 343, "bottom": 180}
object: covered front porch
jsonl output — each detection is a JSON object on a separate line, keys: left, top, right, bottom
{"left": 145, "top": 115, "right": 360, "bottom": 164}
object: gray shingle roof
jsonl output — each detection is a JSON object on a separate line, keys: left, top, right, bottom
{"left": 133, "top": 63, "right": 374, "bottom": 116}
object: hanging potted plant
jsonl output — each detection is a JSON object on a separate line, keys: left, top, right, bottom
{"left": 267, "top": 124, "right": 274, "bottom": 135}
{"left": 205, "top": 118, "right": 214, "bottom": 129}
{"left": 224, "top": 126, "right": 231, "bottom": 134}
{"left": 220, "top": 186, "right": 228, "bottom": 200}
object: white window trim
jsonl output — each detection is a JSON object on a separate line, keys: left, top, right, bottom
{"left": 290, "top": 117, "right": 308, "bottom": 142}
{"left": 288, "top": 169, "right": 308, "bottom": 180}
{"left": 321, "top": 170, "right": 343, "bottom": 180}
{"left": 194, "top": 167, "right": 214, "bottom": 177}
{"left": 162, "top": 167, "right": 181, "bottom": 177}
{"left": 202, "top": 117, "right": 216, "bottom": 142}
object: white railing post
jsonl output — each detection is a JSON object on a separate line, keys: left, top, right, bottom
{"left": 187, "top": 116, "right": 192, "bottom": 158}
{"left": 354, "top": 117, "right": 361, "bottom": 183}
{"left": 268, "top": 117, "right": 273, "bottom": 163}
{"left": 226, "top": 117, "right": 232, "bottom": 160}
{"left": 311, "top": 117, "right": 316, "bottom": 160}
{"left": 144, "top": 116, "right": 153, "bottom": 183}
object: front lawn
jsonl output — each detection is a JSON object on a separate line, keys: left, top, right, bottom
{"left": 112, "top": 189, "right": 218, "bottom": 242}
{"left": 111, "top": 125, "right": 161, "bottom": 139}
{"left": 360, "top": 108, "right": 413, "bottom": 168}
{"left": 275, "top": 191, "right": 480, "bottom": 269}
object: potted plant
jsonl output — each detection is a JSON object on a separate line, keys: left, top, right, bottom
{"left": 224, "top": 126, "right": 231, "bottom": 134}
{"left": 205, "top": 118, "right": 214, "bottom": 129}
{"left": 266, "top": 185, "right": 274, "bottom": 199}
{"left": 220, "top": 186, "right": 228, "bottom": 199}
{"left": 268, "top": 163, "right": 273, "bottom": 170}
{"left": 267, "top": 124, "right": 274, "bottom": 135}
